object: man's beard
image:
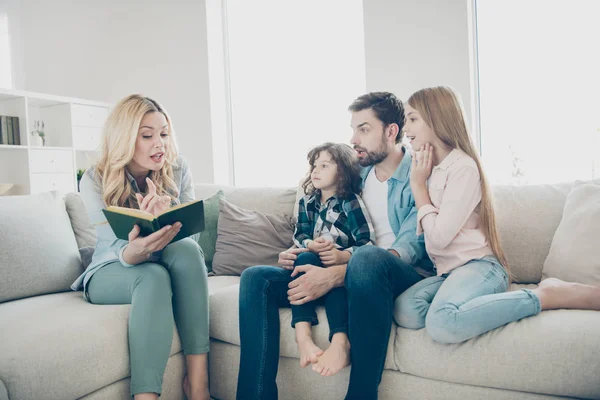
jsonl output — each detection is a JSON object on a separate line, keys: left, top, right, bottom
{"left": 355, "top": 141, "right": 389, "bottom": 167}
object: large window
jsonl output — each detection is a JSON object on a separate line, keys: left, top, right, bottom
{"left": 0, "top": 12, "right": 12, "bottom": 89}
{"left": 221, "top": 0, "right": 366, "bottom": 187}
{"left": 476, "top": 0, "right": 600, "bottom": 185}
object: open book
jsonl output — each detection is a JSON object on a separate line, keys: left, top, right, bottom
{"left": 102, "top": 199, "right": 205, "bottom": 244}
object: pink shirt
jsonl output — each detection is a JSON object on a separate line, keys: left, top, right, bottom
{"left": 417, "top": 149, "right": 492, "bottom": 275}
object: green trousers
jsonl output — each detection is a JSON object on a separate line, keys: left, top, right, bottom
{"left": 87, "top": 238, "right": 209, "bottom": 397}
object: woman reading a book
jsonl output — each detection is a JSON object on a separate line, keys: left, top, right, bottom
{"left": 71, "top": 94, "right": 211, "bottom": 400}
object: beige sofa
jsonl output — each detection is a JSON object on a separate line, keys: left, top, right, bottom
{"left": 1, "top": 181, "right": 599, "bottom": 400}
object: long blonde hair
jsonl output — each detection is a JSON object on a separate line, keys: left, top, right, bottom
{"left": 96, "top": 94, "right": 179, "bottom": 208}
{"left": 408, "top": 86, "right": 509, "bottom": 272}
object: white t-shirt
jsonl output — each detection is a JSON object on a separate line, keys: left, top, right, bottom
{"left": 361, "top": 168, "right": 395, "bottom": 249}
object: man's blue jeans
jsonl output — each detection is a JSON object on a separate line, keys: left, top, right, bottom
{"left": 236, "top": 246, "right": 423, "bottom": 400}
{"left": 343, "top": 246, "right": 424, "bottom": 400}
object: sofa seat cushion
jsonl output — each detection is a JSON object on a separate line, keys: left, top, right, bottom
{"left": 207, "top": 275, "right": 242, "bottom": 293}
{"left": 393, "top": 284, "right": 600, "bottom": 399}
{"left": 1, "top": 292, "right": 142, "bottom": 399}
{"left": 0, "top": 277, "right": 238, "bottom": 400}
{"left": 209, "top": 283, "right": 399, "bottom": 371}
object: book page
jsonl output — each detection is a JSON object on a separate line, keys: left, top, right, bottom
{"left": 105, "top": 205, "right": 155, "bottom": 221}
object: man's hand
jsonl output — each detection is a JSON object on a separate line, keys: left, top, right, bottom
{"left": 278, "top": 247, "right": 309, "bottom": 270}
{"left": 307, "top": 237, "right": 334, "bottom": 254}
{"left": 288, "top": 264, "right": 336, "bottom": 305}
{"left": 319, "top": 248, "right": 351, "bottom": 266}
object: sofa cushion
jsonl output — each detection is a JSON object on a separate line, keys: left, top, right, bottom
{"left": 0, "top": 292, "right": 158, "bottom": 399}
{"left": 542, "top": 180, "right": 600, "bottom": 285}
{"left": 0, "top": 277, "right": 237, "bottom": 400}
{"left": 212, "top": 200, "right": 295, "bottom": 276}
{"left": 492, "top": 182, "right": 572, "bottom": 283}
{"left": 0, "top": 191, "right": 82, "bottom": 303}
{"left": 194, "top": 183, "right": 298, "bottom": 216}
{"left": 393, "top": 285, "right": 600, "bottom": 399}
{"left": 196, "top": 190, "right": 225, "bottom": 273}
{"left": 209, "top": 283, "right": 398, "bottom": 372}
{"left": 64, "top": 192, "right": 97, "bottom": 249}
{"left": 207, "top": 275, "right": 243, "bottom": 293}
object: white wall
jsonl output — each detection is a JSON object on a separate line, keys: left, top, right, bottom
{"left": 1, "top": 0, "right": 475, "bottom": 185}
{"left": 1, "top": 0, "right": 214, "bottom": 183}
{"left": 362, "top": 0, "right": 474, "bottom": 129}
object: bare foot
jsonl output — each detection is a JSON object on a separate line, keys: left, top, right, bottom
{"left": 535, "top": 278, "right": 600, "bottom": 310}
{"left": 312, "top": 333, "right": 350, "bottom": 377}
{"left": 183, "top": 374, "right": 210, "bottom": 400}
{"left": 297, "top": 337, "right": 324, "bottom": 367}
{"left": 295, "top": 322, "right": 323, "bottom": 367}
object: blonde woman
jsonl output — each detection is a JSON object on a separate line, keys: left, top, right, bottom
{"left": 394, "top": 86, "right": 600, "bottom": 344}
{"left": 71, "top": 94, "right": 210, "bottom": 400}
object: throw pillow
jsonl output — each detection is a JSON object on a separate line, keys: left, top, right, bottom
{"left": 212, "top": 199, "right": 295, "bottom": 276}
{"left": 64, "top": 192, "right": 97, "bottom": 249}
{"left": 0, "top": 191, "right": 82, "bottom": 303}
{"left": 196, "top": 190, "right": 225, "bottom": 272}
{"left": 541, "top": 180, "right": 600, "bottom": 285}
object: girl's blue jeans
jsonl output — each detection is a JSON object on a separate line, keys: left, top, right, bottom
{"left": 394, "top": 255, "right": 542, "bottom": 344}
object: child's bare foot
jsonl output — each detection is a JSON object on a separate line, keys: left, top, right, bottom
{"left": 297, "top": 337, "right": 324, "bottom": 367}
{"left": 295, "top": 321, "right": 323, "bottom": 367}
{"left": 312, "top": 333, "right": 350, "bottom": 377}
{"left": 535, "top": 278, "right": 600, "bottom": 310}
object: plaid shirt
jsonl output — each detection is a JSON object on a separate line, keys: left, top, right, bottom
{"left": 293, "top": 192, "right": 375, "bottom": 253}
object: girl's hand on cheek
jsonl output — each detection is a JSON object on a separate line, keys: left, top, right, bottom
{"left": 410, "top": 144, "right": 433, "bottom": 188}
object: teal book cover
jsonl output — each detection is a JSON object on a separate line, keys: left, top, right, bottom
{"left": 102, "top": 200, "right": 205, "bottom": 244}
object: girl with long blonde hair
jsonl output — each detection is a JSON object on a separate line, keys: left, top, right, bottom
{"left": 394, "top": 86, "right": 600, "bottom": 344}
{"left": 71, "top": 94, "right": 211, "bottom": 400}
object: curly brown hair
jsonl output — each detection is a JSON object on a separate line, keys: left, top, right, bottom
{"left": 301, "top": 142, "right": 362, "bottom": 198}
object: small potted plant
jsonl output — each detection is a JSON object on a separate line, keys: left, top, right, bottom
{"left": 30, "top": 120, "right": 46, "bottom": 147}
{"left": 77, "top": 169, "right": 86, "bottom": 191}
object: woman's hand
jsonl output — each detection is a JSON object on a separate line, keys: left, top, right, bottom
{"left": 122, "top": 222, "right": 182, "bottom": 265}
{"left": 135, "top": 177, "right": 171, "bottom": 216}
{"left": 319, "top": 247, "right": 351, "bottom": 266}
{"left": 410, "top": 143, "right": 433, "bottom": 188}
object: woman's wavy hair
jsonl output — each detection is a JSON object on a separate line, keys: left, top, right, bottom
{"left": 301, "top": 142, "right": 362, "bottom": 198}
{"left": 95, "top": 94, "right": 179, "bottom": 208}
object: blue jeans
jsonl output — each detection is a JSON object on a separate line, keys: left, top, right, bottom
{"left": 291, "top": 252, "right": 348, "bottom": 341}
{"left": 237, "top": 246, "right": 424, "bottom": 400}
{"left": 394, "top": 256, "right": 542, "bottom": 344}
{"left": 237, "top": 264, "right": 293, "bottom": 400}
{"left": 344, "top": 246, "right": 425, "bottom": 400}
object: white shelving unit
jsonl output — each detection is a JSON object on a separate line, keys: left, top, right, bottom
{"left": 0, "top": 88, "right": 112, "bottom": 196}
